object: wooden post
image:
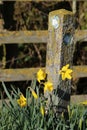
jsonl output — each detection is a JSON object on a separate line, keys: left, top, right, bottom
{"left": 46, "top": 9, "right": 75, "bottom": 113}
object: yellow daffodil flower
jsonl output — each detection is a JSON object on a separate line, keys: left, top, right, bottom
{"left": 59, "top": 64, "right": 73, "bottom": 80}
{"left": 31, "top": 90, "right": 38, "bottom": 99}
{"left": 40, "top": 105, "right": 45, "bottom": 116}
{"left": 17, "top": 94, "right": 27, "bottom": 107}
{"left": 37, "top": 69, "right": 46, "bottom": 83}
{"left": 44, "top": 81, "right": 53, "bottom": 93}
{"left": 29, "top": 87, "right": 38, "bottom": 99}
{"left": 80, "top": 101, "right": 87, "bottom": 105}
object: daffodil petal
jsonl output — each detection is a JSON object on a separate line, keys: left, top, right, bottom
{"left": 61, "top": 64, "right": 69, "bottom": 71}
{"left": 44, "top": 81, "right": 53, "bottom": 92}
{"left": 37, "top": 69, "right": 46, "bottom": 83}
{"left": 17, "top": 94, "right": 27, "bottom": 107}
{"left": 61, "top": 73, "right": 66, "bottom": 80}
{"left": 65, "top": 73, "right": 72, "bottom": 79}
{"left": 67, "top": 69, "right": 73, "bottom": 73}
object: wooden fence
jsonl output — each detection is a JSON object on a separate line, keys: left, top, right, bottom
{"left": 0, "top": 1, "right": 87, "bottom": 110}
{"left": 0, "top": 29, "right": 87, "bottom": 81}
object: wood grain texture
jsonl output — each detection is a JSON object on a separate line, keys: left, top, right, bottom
{"left": 75, "top": 30, "right": 87, "bottom": 42}
{"left": 0, "top": 30, "right": 87, "bottom": 44}
{"left": 73, "top": 66, "right": 87, "bottom": 78}
{"left": 45, "top": 9, "right": 75, "bottom": 113}
{"left": 0, "top": 67, "right": 45, "bottom": 81}
{"left": 0, "top": 66, "right": 87, "bottom": 82}
{"left": 46, "top": 9, "right": 74, "bottom": 88}
{"left": 0, "top": 31, "right": 48, "bottom": 44}
{"left": 71, "top": 95, "right": 87, "bottom": 104}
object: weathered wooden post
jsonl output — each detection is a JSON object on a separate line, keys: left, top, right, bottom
{"left": 46, "top": 9, "right": 75, "bottom": 113}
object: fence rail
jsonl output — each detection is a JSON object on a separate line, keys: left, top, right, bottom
{"left": 0, "top": 31, "right": 47, "bottom": 44}
{"left": 0, "top": 30, "right": 87, "bottom": 83}
{"left": 0, "top": 30, "right": 87, "bottom": 44}
{"left": 0, "top": 66, "right": 87, "bottom": 82}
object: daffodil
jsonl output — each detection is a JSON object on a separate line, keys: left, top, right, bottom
{"left": 80, "top": 101, "right": 87, "bottom": 105}
{"left": 44, "top": 81, "right": 53, "bottom": 93}
{"left": 29, "top": 87, "right": 38, "bottom": 99}
{"left": 40, "top": 105, "right": 45, "bottom": 116}
{"left": 17, "top": 94, "right": 27, "bottom": 107}
{"left": 37, "top": 69, "right": 46, "bottom": 83}
{"left": 59, "top": 64, "right": 73, "bottom": 80}
{"left": 31, "top": 90, "right": 38, "bottom": 99}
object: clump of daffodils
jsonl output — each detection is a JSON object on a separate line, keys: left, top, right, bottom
{"left": 37, "top": 69, "right": 54, "bottom": 93}
{"left": 16, "top": 64, "right": 73, "bottom": 116}
{"left": 16, "top": 69, "right": 54, "bottom": 116}
{"left": 36, "top": 64, "right": 73, "bottom": 116}
{"left": 36, "top": 69, "right": 54, "bottom": 116}
{"left": 1, "top": 64, "right": 87, "bottom": 130}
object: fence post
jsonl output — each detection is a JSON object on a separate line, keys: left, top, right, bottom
{"left": 46, "top": 9, "right": 75, "bottom": 113}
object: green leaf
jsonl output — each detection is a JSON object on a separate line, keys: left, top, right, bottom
{"left": 2, "top": 81, "right": 14, "bottom": 106}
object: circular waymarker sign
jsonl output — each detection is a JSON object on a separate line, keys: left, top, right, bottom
{"left": 51, "top": 15, "right": 60, "bottom": 29}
